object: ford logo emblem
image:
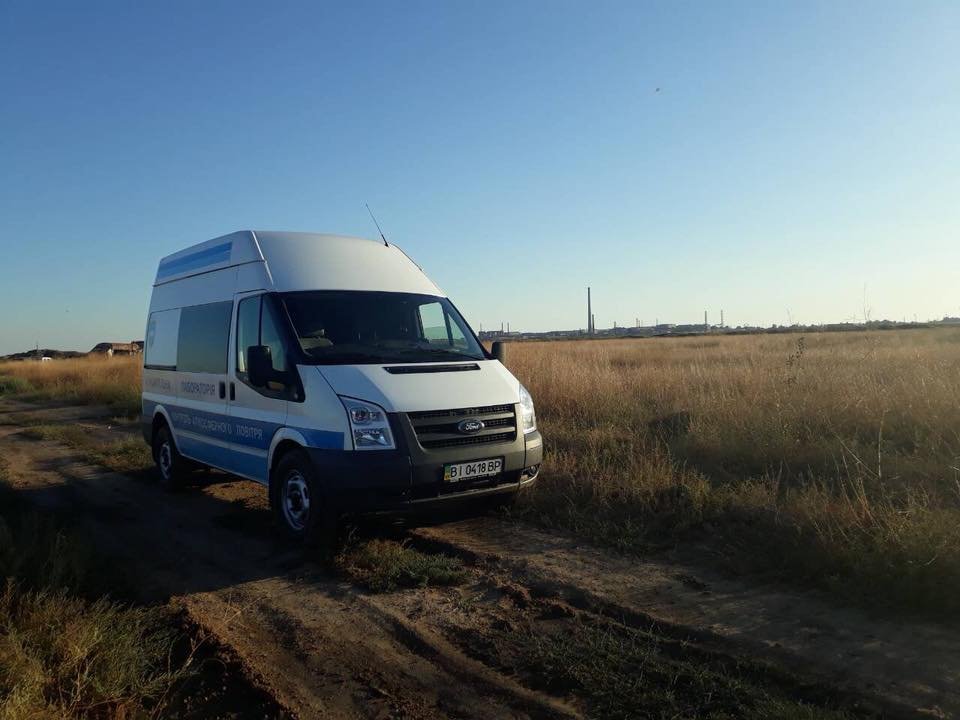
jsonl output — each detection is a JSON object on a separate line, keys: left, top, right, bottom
{"left": 457, "top": 419, "right": 485, "bottom": 435}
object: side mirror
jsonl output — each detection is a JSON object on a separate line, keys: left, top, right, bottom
{"left": 491, "top": 341, "right": 506, "bottom": 363}
{"left": 246, "top": 345, "right": 273, "bottom": 388}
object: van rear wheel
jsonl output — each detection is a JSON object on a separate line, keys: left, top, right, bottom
{"left": 271, "top": 450, "right": 336, "bottom": 547}
{"left": 153, "top": 424, "right": 189, "bottom": 490}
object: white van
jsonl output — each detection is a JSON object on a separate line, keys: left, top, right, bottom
{"left": 142, "top": 231, "right": 542, "bottom": 541}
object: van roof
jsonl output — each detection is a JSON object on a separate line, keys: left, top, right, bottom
{"left": 154, "top": 230, "right": 444, "bottom": 297}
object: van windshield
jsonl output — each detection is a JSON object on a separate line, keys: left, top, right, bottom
{"left": 281, "top": 291, "right": 487, "bottom": 364}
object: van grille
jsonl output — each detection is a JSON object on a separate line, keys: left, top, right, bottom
{"left": 407, "top": 404, "right": 517, "bottom": 449}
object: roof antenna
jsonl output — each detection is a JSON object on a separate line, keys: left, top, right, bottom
{"left": 365, "top": 203, "right": 389, "bottom": 247}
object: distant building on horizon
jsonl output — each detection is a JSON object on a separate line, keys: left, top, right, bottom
{"left": 90, "top": 341, "right": 143, "bottom": 357}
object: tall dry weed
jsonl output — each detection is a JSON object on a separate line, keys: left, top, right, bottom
{"left": 506, "top": 329, "right": 960, "bottom": 614}
{"left": 3, "top": 331, "right": 959, "bottom": 613}
{"left": 0, "top": 356, "right": 142, "bottom": 416}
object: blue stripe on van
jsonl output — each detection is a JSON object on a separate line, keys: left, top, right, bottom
{"left": 177, "top": 433, "right": 267, "bottom": 479}
{"left": 156, "top": 242, "right": 233, "bottom": 280}
{"left": 167, "top": 406, "right": 274, "bottom": 451}
{"left": 144, "top": 399, "right": 343, "bottom": 454}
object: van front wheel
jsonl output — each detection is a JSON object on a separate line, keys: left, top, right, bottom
{"left": 271, "top": 450, "right": 335, "bottom": 546}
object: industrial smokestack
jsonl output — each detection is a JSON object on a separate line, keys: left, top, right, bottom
{"left": 587, "top": 287, "right": 592, "bottom": 335}
{"left": 704, "top": 310, "right": 708, "bottom": 330}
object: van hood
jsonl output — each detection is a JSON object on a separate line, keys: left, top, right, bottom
{"left": 314, "top": 361, "right": 520, "bottom": 413}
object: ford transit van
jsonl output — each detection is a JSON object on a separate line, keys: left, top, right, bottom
{"left": 141, "top": 231, "right": 542, "bottom": 541}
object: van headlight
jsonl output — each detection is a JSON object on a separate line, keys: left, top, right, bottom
{"left": 519, "top": 384, "right": 536, "bottom": 434}
{"left": 340, "top": 397, "right": 396, "bottom": 450}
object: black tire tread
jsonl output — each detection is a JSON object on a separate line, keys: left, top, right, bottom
{"left": 271, "top": 449, "right": 337, "bottom": 548}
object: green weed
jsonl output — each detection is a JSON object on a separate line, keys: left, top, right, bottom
{"left": 0, "top": 376, "right": 32, "bottom": 396}
{"left": 336, "top": 539, "right": 467, "bottom": 592}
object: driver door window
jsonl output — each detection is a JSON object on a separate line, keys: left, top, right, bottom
{"left": 236, "top": 296, "right": 260, "bottom": 377}
{"left": 261, "top": 301, "right": 287, "bottom": 374}
{"left": 236, "top": 295, "right": 289, "bottom": 393}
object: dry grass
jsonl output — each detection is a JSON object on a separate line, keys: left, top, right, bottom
{"left": 0, "top": 460, "right": 192, "bottom": 720}
{"left": 0, "top": 356, "right": 142, "bottom": 417}
{"left": 3, "top": 330, "right": 959, "bottom": 614}
{"left": 0, "top": 589, "right": 184, "bottom": 720}
{"left": 506, "top": 328, "right": 960, "bottom": 615}
{"left": 21, "top": 425, "right": 152, "bottom": 475}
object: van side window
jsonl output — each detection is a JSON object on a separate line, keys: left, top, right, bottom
{"left": 177, "top": 302, "right": 232, "bottom": 374}
{"left": 236, "top": 296, "right": 261, "bottom": 377}
{"left": 145, "top": 308, "right": 180, "bottom": 370}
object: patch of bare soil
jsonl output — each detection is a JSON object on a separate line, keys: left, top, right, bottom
{"left": 410, "top": 518, "right": 959, "bottom": 718}
{"left": 0, "top": 397, "right": 951, "bottom": 719}
{"left": 0, "top": 399, "right": 580, "bottom": 719}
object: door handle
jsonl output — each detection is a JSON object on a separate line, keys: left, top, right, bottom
{"left": 218, "top": 381, "right": 226, "bottom": 399}
{"left": 229, "top": 382, "right": 236, "bottom": 401}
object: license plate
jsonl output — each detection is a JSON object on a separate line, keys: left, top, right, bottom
{"left": 443, "top": 458, "right": 503, "bottom": 482}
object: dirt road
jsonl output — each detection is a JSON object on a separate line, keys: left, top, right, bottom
{"left": 0, "top": 398, "right": 955, "bottom": 719}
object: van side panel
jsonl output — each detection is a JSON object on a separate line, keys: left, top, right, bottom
{"left": 284, "top": 366, "right": 351, "bottom": 452}
{"left": 235, "top": 261, "right": 272, "bottom": 296}
{"left": 142, "top": 307, "right": 181, "bottom": 442}
{"left": 169, "top": 300, "right": 233, "bottom": 469}
{"left": 149, "top": 266, "right": 242, "bottom": 313}
{"left": 224, "top": 292, "right": 287, "bottom": 484}
{"left": 143, "top": 267, "right": 240, "bottom": 472}
{"left": 153, "top": 231, "right": 260, "bottom": 286}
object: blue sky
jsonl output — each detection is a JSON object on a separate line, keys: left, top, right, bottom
{"left": 1, "top": 1, "right": 957, "bottom": 353}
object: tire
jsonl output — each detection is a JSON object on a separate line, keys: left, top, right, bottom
{"left": 271, "top": 450, "right": 337, "bottom": 547}
{"left": 153, "top": 423, "right": 190, "bottom": 490}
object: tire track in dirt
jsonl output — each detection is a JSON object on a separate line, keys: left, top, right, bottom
{"left": 0, "top": 400, "right": 582, "bottom": 720}
{"left": 0, "top": 397, "right": 947, "bottom": 719}
{"left": 410, "top": 518, "right": 958, "bottom": 718}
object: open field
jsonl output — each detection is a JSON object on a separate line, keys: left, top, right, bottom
{"left": 508, "top": 328, "right": 960, "bottom": 615}
{"left": 2, "top": 328, "right": 959, "bottom": 619}
{"left": 0, "top": 356, "right": 141, "bottom": 417}
{"left": 1, "top": 398, "right": 930, "bottom": 718}
{"left": 0, "top": 359, "right": 957, "bottom": 714}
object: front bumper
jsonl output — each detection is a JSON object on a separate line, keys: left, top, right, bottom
{"left": 307, "top": 418, "right": 542, "bottom": 513}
